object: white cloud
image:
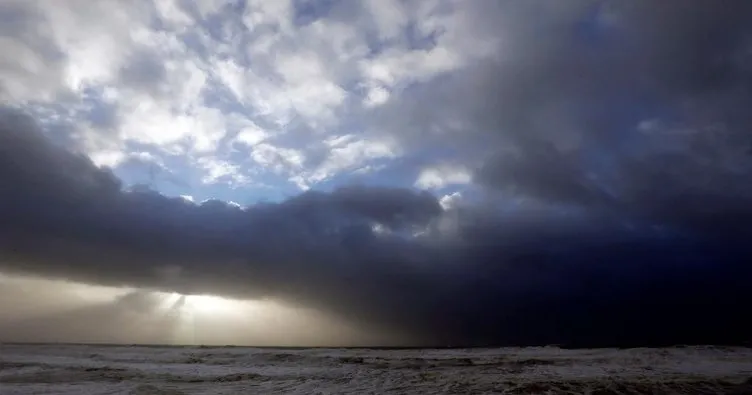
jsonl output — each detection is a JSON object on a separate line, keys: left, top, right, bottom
{"left": 363, "top": 85, "right": 390, "bottom": 107}
{"left": 325, "top": 135, "right": 397, "bottom": 169}
{"left": 131, "top": 151, "right": 165, "bottom": 167}
{"left": 153, "top": 0, "right": 194, "bottom": 28}
{"left": 273, "top": 50, "right": 347, "bottom": 124}
{"left": 439, "top": 192, "right": 463, "bottom": 211}
{"left": 365, "top": 0, "right": 409, "bottom": 41}
{"left": 306, "top": 135, "right": 398, "bottom": 184}
{"left": 1, "top": 0, "right": 501, "bottom": 195}
{"left": 114, "top": 52, "right": 227, "bottom": 155}
{"left": 234, "top": 126, "right": 269, "bottom": 146}
{"left": 89, "top": 150, "right": 127, "bottom": 168}
{"left": 87, "top": 146, "right": 167, "bottom": 170}
{"left": 213, "top": 59, "right": 295, "bottom": 127}
{"left": 118, "top": 98, "right": 192, "bottom": 150}
{"left": 250, "top": 143, "right": 305, "bottom": 174}
{"left": 415, "top": 164, "right": 472, "bottom": 190}
{"left": 0, "top": 1, "right": 145, "bottom": 101}
{"left": 193, "top": 0, "right": 227, "bottom": 19}
{"left": 0, "top": 35, "right": 63, "bottom": 102}
{"left": 213, "top": 45, "right": 347, "bottom": 130}
{"left": 242, "top": 0, "right": 293, "bottom": 35}
{"left": 359, "top": 46, "right": 463, "bottom": 93}
{"left": 197, "top": 157, "right": 249, "bottom": 186}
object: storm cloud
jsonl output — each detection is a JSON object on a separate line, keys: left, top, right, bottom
{"left": 1, "top": 0, "right": 752, "bottom": 347}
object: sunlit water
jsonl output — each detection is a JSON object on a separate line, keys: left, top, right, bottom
{"left": 1, "top": 344, "right": 751, "bottom": 394}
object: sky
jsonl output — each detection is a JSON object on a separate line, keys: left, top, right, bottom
{"left": 1, "top": 0, "right": 752, "bottom": 347}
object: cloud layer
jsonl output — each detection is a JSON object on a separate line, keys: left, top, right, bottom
{"left": 1, "top": 0, "right": 752, "bottom": 347}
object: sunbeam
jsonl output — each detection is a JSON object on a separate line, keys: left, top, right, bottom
{"left": 186, "top": 294, "right": 245, "bottom": 315}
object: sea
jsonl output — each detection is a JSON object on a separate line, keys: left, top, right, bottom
{"left": 1, "top": 343, "right": 751, "bottom": 394}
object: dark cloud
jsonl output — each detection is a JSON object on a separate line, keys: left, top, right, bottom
{"left": 2, "top": 0, "right": 752, "bottom": 347}
{"left": 374, "top": 0, "right": 752, "bottom": 235}
{"left": 2, "top": 102, "right": 752, "bottom": 347}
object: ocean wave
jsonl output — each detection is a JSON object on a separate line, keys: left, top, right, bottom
{"left": 1, "top": 344, "right": 751, "bottom": 394}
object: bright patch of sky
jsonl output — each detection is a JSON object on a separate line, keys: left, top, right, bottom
{"left": 3, "top": 0, "right": 500, "bottom": 204}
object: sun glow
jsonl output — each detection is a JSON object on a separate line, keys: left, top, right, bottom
{"left": 0, "top": 274, "right": 399, "bottom": 346}
{"left": 157, "top": 292, "right": 258, "bottom": 319}
{"left": 185, "top": 294, "right": 240, "bottom": 315}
